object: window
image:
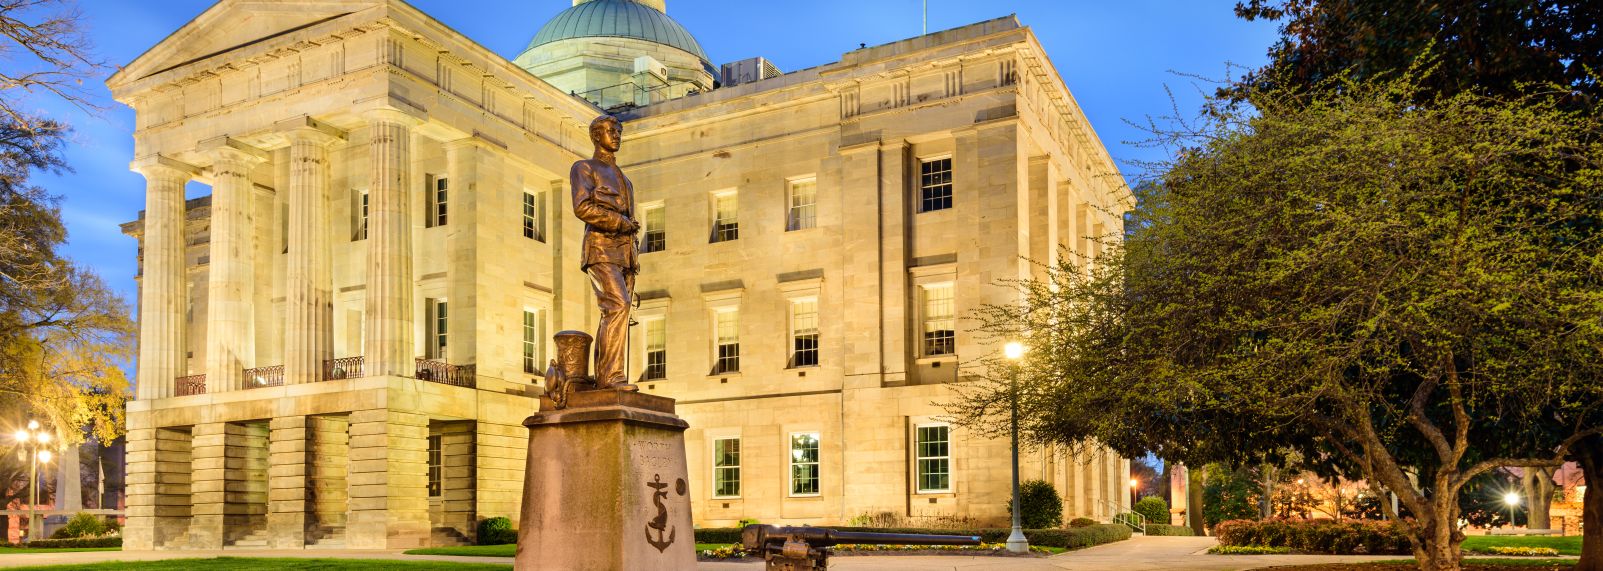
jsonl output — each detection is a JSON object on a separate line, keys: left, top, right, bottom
{"left": 711, "top": 192, "right": 738, "bottom": 243}
{"left": 428, "top": 298, "right": 448, "bottom": 359}
{"left": 523, "top": 309, "right": 545, "bottom": 374}
{"left": 787, "top": 178, "right": 817, "bottom": 231}
{"left": 523, "top": 191, "right": 545, "bottom": 242}
{"left": 713, "top": 438, "right": 741, "bottom": 498}
{"left": 789, "top": 432, "right": 820, "bottom": 496}
{"left": 427, "top": 434, "right": 443, "bottom": 497}
{"left": 789, "top": 298, "right": 818, "bottom": 367}
{"left": 428, "top": 176, "right": 448, "bottom": 227}
{"left": 352, "top": 191, "right": 368, "bottom": 241}
{"left": 643, "top": 318, "right": 666, "bottom": 380}
{"left": 916, "top": 424, "right": 951, "bottom": 492}
{"left": 711, "top": 309, "right": 739, "bottom": 374}
{"left": 921, "top": 284, "right": 955, "bottom": 356}
{"left": 641, "top": 204, "right": 666, "bottom": 253}
{"left": 919, "top": 157, "right": 953, "bottom": 212}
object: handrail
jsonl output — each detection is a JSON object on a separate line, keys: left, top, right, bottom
{"left": 244, "top": 365, "right": 283, "bottom": 388}
{"left": 415, "top": 358, "right": 475, "bottom": 388}
{"left": 324, "top": 356, "right": 364, "bottom": 381}
{"left": 175, "top": 374, "right": 207, "bottom": 396}
{"left": 1108, "top": 500, "right": 1146, "bottom": 534}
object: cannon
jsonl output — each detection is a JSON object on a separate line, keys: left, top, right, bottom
{"left": 740, "top": 524, "right": 983, "bottom": 571}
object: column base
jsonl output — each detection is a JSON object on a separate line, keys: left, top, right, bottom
{"left": 515, "top": 391, "right": 696, "bottom": 571}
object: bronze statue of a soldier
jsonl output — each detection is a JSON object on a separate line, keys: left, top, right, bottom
{"left": 568, "top": 115, "right": 640, "bottom": 392}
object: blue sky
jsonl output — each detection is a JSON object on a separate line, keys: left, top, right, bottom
{"left": 39, "top": 0, "right": 1281, "bottom": 304}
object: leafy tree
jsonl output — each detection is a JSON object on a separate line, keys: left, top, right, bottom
{"left": 947, "top": 69, "right": 1603, "bottom": 571}
{"left": 1202, "top": 465, "right": 1261, "bottom": 527}
{"left": 1009, "top": 479, "right": 1063, "bottom": 529}
{"left": 0, "top": 0, "right": 129, "bottom": 446}
{"left": 1228, "top": 0, "right": 1603, "bottom": 104}
{"left": 1133, "top": 496, "right": 1171, "bottom": 527}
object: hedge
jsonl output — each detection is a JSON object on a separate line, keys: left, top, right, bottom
{"left": 476, "top": 517, "right": 517, "bottom": 546}
{"left": 1145, "top": 524, "right": 1195, "bottom": 536}
{"left": 1213, "top": 519, "right": 1411, "bottom": 555}
{"left": 7, "top": 537, "right": 122, "bottom": 548}
{"left": 695, "top": 523, "right": 1132, "bottom": 550}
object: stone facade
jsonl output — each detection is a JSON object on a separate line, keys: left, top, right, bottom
{"left": 115, "top": 0, "right": 1132, "bottom": 550}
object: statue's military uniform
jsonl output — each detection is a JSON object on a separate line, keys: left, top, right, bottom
{"left": 569, "top": 157, "right": 637, "bottom": 386}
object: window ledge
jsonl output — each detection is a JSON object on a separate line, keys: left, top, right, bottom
{"left": 913, "top": 490, "right": 956, "bottom": 497}
{"left": 915, "top": 355, "right": 958, "bottom": 365}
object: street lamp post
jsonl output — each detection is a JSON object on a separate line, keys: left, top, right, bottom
{"left": 14, "top": 420, "right": 53, "bottom": 542}
{"left": 1131, "top": 478, "right": 1140, "bottom": 508}
{"left": 1504, "top": 492, "right": 1521, "bottom": 529}
{"left": 1003, "top": 341, "right": 1029, "bottom": 554}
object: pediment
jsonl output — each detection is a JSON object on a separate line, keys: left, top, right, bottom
{"left": 109, "top": 0, "right": 384, "bottom": 89}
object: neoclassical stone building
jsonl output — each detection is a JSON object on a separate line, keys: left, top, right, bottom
{"left": 115, "top": 0, "right": 1133, "bottom": 550}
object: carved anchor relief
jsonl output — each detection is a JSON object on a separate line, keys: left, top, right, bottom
{"left": 645, "top": 474, "right": 676, "bottom": 552}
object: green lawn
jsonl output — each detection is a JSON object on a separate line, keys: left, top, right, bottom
{"left": 402, "top": 543, "right": 736, "bottom": 557}
{"left": 0, "top": 546, "right": 122, "bottom": 554}
{"left": 3, "top": 558, "right": 511, "bottom": 571}
{"left": 1462, "top": 535, "right": 1583, "bottom": 556}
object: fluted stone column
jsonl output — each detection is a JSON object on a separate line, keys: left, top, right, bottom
{"left": 364, "top": 109, "right": 420, "bottom": 377}
{"left": 201, "top": 139, "right": 266, "bottom": 392}
{"left": 132, "top": 156, "right": 199, "bottom": 400}
{"left": 281, "top": 123, "right": 342, "bottom": 385}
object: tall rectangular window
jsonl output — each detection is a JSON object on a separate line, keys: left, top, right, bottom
{"left": 428, "top": 298, "right": 448, "bottom": 359}
{"left": 523, "top": 309, "right": 545, "bottom": 374}
{"left": 789, "top": 432, "right": 820, "bottom": 496}
{"left": 711, "top": 192, "right": 738, "bottom": 243}
{"left": 713, "top": 438, "right": 741, "bottom": 498}
{"left": 921, "top": 284, "right": 955, "bottom": 356}
{"left": 428, "top": 176, "right": 448, "bottom": 227}
{"left": 711, "top": 309, "right": 739, "bottom": 374}
{"left": 787, "top": 178, "right": 817, "bottom": 231}
{"left": 789, "top": 298, "right": 818, "bottom": 368}
{"left": 523, "top": 191, "right": 546, "bottom": 242}
{"left": 352, "top": 190, "right": 368, "bottom": 241}
{"left": 919, "top": 157, "right": 953, "bottom": 212}
{"left": 641, "top": 204, "right": 666, "bottom": 253}
{"left": 427, "top": 434, "right": 443, "bottom": 497}
{"left": 916, "top": 424, "right": 951, "bottom": 492}
{"left": 644, "top": 318, "right": 667, "bottom": 380}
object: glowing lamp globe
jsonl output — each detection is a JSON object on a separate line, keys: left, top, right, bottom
{"left": 1003, "top": 342, "right": 1025, "bottom": 360}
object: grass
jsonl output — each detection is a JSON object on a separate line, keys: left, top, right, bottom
{"left": 1265, "top": 560, "right": 1575, "bottom": 570}
{"left": 3, "top": 558, "right": 512, "bottom": 571}
{"left": 402, "top": 543, "right": 737, "bottom": 557}
{"left": 1462, "top": 535, "right": 1582, "bottom": 556}
{"left": 0, "top": 546, "right": 122, "bottom": 554}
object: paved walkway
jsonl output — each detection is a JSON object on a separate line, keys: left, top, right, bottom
{"left": 0, "top": 536, "right": 1400, "bottom": 570}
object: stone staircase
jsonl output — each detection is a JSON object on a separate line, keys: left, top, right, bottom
{"left": 431, "top": 526, "right": 471, "bottom": 547}
{"left": 226, "top": 528, "right": 271, "bottom": 549}
{"left": 305, "top": 524, "right": 347, "bottom": 549}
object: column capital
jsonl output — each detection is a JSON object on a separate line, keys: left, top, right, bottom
{"left": 276, "top": 115, "right": 346, "bottom": 146}
{"left": 198, "top": 136, "right": 269, "bottom": 166}
{"left": 130, "top": 154, "right": 201, "bottom": 181}
{"left": 362, "top": 106, "right": 425, "bottom": 128}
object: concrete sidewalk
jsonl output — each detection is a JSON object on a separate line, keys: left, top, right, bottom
{"left": 0, "top": 536, "right": 1401, "bottom": 570}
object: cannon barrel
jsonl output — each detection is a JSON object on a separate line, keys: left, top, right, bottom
{"left": 741, "top": 524, "right": 982, "bottom": 550}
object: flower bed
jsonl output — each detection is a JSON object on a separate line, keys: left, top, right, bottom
{"left": 1476, "top": 546, "right": 1561, "bottom": 557}
{"left": 1208, "top": 545, "right": 1292, "bottom": 555}
{"left": 693, "top": 523, "right": 1132, "bottom": 557}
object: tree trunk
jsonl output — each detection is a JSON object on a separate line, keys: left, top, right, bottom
{"left": 1522, "top": 467, "right": 1554, "bottom": 530}
{"left": 1408, "top": 494, "right": 1465, "bottom": 571}
{"left": 1577, "top": 435, "right": 1603, "bottom": 571}
{"left": 1188, "top": 466, "right": 1206, "bottom": 535}
{"left": 1261, "top": 464, "right": 1275, "bottom": 519}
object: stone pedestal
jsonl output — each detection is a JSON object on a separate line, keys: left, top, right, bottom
{"left": 515, "top": 391, "right": 696, "bottom": 571}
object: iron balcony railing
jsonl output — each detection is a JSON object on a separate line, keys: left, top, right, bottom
{"left": 415, "top": 358, "right": 475, "bottom": 388}
{"left": 175, "top": 374, "right": 207, "bottom": 396}
{"left": 324, "top": 356, "right": 364, "bottom": 381}
{"left": 244, "top": 365, "right": 283, "bottom": 388}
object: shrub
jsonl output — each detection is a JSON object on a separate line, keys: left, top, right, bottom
{"left": 1481, "top": 546, "right": 1560, "bottom": 557}
{"left": 695, "top": 527, "right": 744, "bottom": 544}
{"left": 50, "top": 512, "right": 109, "bottom": 539}
{"left": 1025, "top": 524, "right": 1132, "bottom": 549}
{"left": 1132, "top": 497, "right": 1170, "bottom": 526}
{"left": 1145, "top": 523, "right": 1195, "bottom": 536}
{"left": 1068, "top": 517, "right": 1097, "bottom": 528}
{"left": 1008, "top": 480, "right": 1063, "bottom": 529}
{"left": 476, "top": 516, "right": 517, "bottom": 545}
{"left": 1213, "top": 519, "right": 1410, "bottom": 555}
{"left": 10, "top": 537, "right": 122, "bottom": 548}
{"left": 737, "top": 518, "right": 761, "bottom": 527}
{"left": 1209, "top": 545, "right": 1291, "bottom": 555}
